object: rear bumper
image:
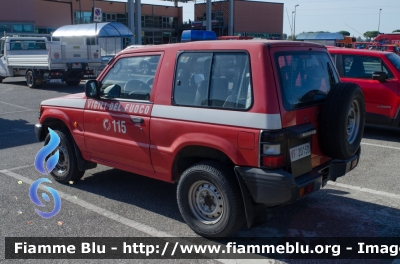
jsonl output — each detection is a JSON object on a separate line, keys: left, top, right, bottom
{"left": 235, "top": 148, "right": 361, "bottom": 207}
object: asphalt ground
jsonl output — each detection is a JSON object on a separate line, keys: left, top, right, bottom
{"left": 0, "top": 77, "right": 399, "bottom": 264}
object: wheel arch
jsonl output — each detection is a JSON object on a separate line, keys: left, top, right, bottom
{"left": 38, "top": 117, "right": 70, "bottom": 141}
{"left": 172, "top": 145, "right": 234, "bottom": 184}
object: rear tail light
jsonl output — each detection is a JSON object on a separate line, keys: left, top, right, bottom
{"left": 299, "top": 183, "right": 314, "bottom": 197}
{"left": 259, "top": 130, "right": 286, "bottom": 169}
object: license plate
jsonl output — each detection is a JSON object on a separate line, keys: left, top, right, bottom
{"left": 48, "top": 79, "right": 63, "bottom": 83}
{"left": 289, "top": 143, "right": 311, "bottom": 162}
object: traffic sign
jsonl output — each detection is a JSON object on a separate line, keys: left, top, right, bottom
{"left": 93, "top": 7, "right": 102, "bottom": 22}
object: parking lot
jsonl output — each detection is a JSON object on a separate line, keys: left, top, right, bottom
{"left": 1, "top": 77, "right": 400, "bottom": 263}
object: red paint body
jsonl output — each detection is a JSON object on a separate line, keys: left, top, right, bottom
{"left": 328, "top": 48, "right": 400, "bottom": 124}
{"left": 39, "top": 40, "right": 335, "bottom": 183}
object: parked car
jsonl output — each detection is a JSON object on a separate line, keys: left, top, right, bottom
{"left": 35, "top": 31, "right": 364, "bottom": 237}
{"left": 328, "top": 47, "right": 400, "bottom": 128}
{"left": 368, "top": 45, "right": 400, "bottom": 55}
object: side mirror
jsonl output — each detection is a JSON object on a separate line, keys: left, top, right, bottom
{"left": 85, "top": 80, "right": 100, "bottom": 98}
{"left": 372, "top": 71, "right": 387, "bottom": 82}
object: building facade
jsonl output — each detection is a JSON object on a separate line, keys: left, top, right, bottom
{"left": 194, "top": 0, "right": 284, "bottom": 39}
{"left": 0, "top": 0, "right": 284, "bottom": 43}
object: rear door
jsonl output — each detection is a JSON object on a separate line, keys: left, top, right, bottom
{"left": 338, "top": 54, "right": 399, "bottom": 121}
{"left": 83, "top": 52, "right": 162, "bottom": 173}
{"left": 273, "top": 48, "right": 341, "bottom": 173}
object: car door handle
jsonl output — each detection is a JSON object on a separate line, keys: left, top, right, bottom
{"left": 130, "top": 117, "right": 144, "bottom": 124}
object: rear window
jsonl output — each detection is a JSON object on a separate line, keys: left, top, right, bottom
{"left": 10, "top": 40, "right": 46, "bottom": 50}
{"left": 275, "top": 51, "right": 339, "bottom": 111}
{"left": 386, "top": 53, "right": 400, "bottom": 72}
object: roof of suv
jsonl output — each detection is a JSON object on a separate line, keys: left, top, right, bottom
{"left": 118, "top": 40, "right": 326, "bottom": 55}
{"left": 327, "top": 47, "right": 392, "bottom": 56}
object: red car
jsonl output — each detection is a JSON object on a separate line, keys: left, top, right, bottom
{"left": 328, "top": 48, "right": 400, "bottom": 127}
{"left": 35, "top": 31, "right": 364, "bottom": 237}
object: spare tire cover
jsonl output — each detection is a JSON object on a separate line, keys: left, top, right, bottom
{"left": 319, "top": 82, "right": 365, "bottom": 160}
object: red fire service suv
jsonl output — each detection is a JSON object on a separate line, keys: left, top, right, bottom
{"left": 328, "top": 47, "right": 400, "bottom": 128}
{"left": 35, "top": 31, "right": 365, "bottom": 237}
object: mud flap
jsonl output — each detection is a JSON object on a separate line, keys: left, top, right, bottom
{"left": 234, "top": 168, "right": 268, "bottom": 228}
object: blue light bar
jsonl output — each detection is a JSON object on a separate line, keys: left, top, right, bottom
{"left": 181, "top": 30, "right": 217, "bottom": 42}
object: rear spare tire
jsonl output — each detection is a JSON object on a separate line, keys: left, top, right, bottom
{"left": 319, "top": 82, "right": 365, "bottom": 160}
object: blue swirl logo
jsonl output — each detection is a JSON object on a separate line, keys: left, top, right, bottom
{"left": 34, "top": 128, "right": 60, "bottom": 175}
{"left": 29, "top": 178, "right": 62, "bottom": 219}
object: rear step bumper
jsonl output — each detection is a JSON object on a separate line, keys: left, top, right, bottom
{"left": 235, "top": 147, "right": 361, "bottom": 207}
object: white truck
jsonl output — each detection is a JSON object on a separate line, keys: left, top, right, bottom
{"left": 0, "top": 36, "right": 101, "bottom": 88}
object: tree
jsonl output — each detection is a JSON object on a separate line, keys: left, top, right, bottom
{"left": 356, "top": 36, "right": 364, "bottom": 42}
{"left": 282, "top": 33, "right": 288, "bottom": 40}
{"left": 393, "top": 29, "right": 400, "bottom": 33}
{"left": 363, "top": 31, "right": 379, "bottom": 40}
{"left": 315, "top": 31, "right": 330, "bottom": 33}
{"left": 338, "top": 30, "right": 350, "bottom": 36}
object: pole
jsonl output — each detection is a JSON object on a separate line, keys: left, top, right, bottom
{"left": 128, "top": 0, "right": 135, "bottom": 45}
{"left": 78, "top": 0, "right": 83, "bottom": 24}
{"left": 135, "top": 0, "right": 142, "bottom": 44}
{"left": 291, "top": 11, "right": 294, "bottom": 40}
{"left": 293, "top": 4, "right": 299, "bottom": 40}
{"left": 206, "top": 0, "right": 212, "bottom": 31}
{"left": 228, "top": 0, "right": 233, "bottom": 36}
{"left": 378, "top": 8, "right": 382, "bottom": 33}
{"left": 94, "top": 0, "right": 97, "bottom": 45}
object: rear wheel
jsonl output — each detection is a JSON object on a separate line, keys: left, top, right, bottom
{"left": 319, "top": 82, "right": 365, "bottom": 160}
{"left": 177, "top": 161, "right": 245, "bottom": 237}
{"left": 26, "top": 70, "right": 41, "bottom": 88}
{"left": 44, "top": 129, "right": 85, "bottom": 183}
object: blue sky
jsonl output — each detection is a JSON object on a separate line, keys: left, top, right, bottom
{"left": 113, "top": 0, "right": 400, "bottom": 38}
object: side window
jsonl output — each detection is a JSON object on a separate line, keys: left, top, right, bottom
{"left": 100, "top": 55, "right": 160, "bottom": 101}
{"left": 344, "top": 55, "right": 393, "bottom": 79}
{"left": 173, "top": 52, "right": 212, "bottom": 106}
{"left": 173, "top": 52, "right": 253, "bottom": 110}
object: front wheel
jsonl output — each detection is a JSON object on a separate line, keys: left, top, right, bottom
{"left": 44, "top": 129, "right": 85, "bottom": 183}
{"left": 177, "top": 161, "right": 245, "bottom": 237}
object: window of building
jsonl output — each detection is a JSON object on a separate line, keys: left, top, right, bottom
{"left": 0, "top": 23, "right": 11, "bottom": 33}
{"left": 100, "top": 55, "right": 161, "bottom": 101}
{"left": 74, "top": 11, "right": 93, "bottom": 24}
{"left": 145, "top": 16, "right": 154, "bottom": 28}
{"left": 12, "top": 24, "right": 34, "bottom": 33}
{"left": 174, "top": 52, "right": 252, "bottom": 109}
{"left": 36, "top": 28, "right": 56, "bottom": 34}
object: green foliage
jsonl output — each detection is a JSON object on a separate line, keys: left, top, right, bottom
{"left": 363, "top": 31, "right": 379, "bottom": 39}
{"left": 282, "top": 33, "right": 288, "bottom": 40}
{"left": 338, "top": 31, "right": 350, "bottom": 36}
{"left": 393, "top": 29, "right": 400, "bottom": 33}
